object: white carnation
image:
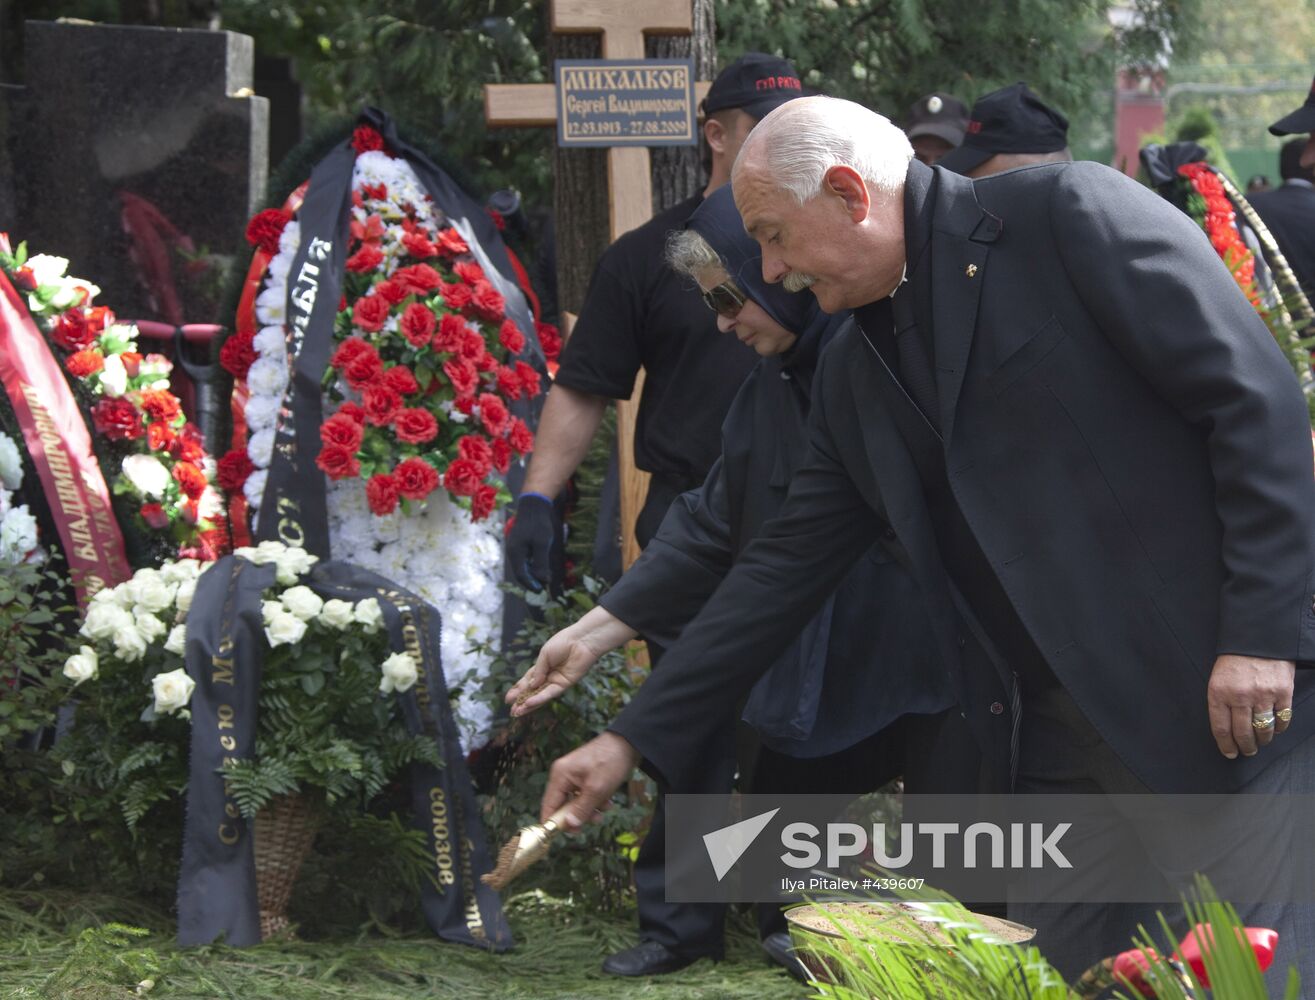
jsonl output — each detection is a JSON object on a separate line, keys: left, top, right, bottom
{"left": 62, "top": 645, "right": 99, "bottom": 684}
{"left": 121, "top": 454, "right": 170, "bottom": 498}
{"left": 242, "top": 393, "right": 281, "bottom": 432}
{"left": 164, "top": 624, "right": 187, "bottom": 656}
{"left": 254, "top": 283, "right": 288, "bottom": 326}
{"left": 246, "top": 357, "right": 289, "bottom": 398}
{"left": 253, "top": 325, "right": 287, "bottom": 360}
{"left": 379, "top": 651, "right": 418, "bottom": 694}
{"left": 264, "top": 608, "right": 308, "bottom": 648}
{"left": 99, "top": 353, "right": 128, "bottom": 397}
{"left": 152, "top": 668, "right": 195, "bottom": 714}
{"left": 277, "top": 219, "right": 301, "bottom": 256}
{"left": 248, "top": 429, "right": 275, "bottom": 468}
{"left": 243, "top": 469, "right": 268, "bottom": 512}
{"left": 0, "top": 432, "right": 23, "bottom": 490}
{"left": 280, "top": 585, "right": 323, "bottom": 621}
{"left": 318, "top": 598, "right": 355, "bottom": 629}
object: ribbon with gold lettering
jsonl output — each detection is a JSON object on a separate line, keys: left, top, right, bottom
{"left": 0, "top": 269, "right": 131, "bottom": 606}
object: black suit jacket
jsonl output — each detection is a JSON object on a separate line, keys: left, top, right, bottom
{"left": 610, "top": 159, "right": 1315, "bottom": 795}
{"left": 1249, "top": 181, "right": 1315, "bottom": 298}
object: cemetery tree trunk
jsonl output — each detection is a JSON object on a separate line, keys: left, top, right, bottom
{"left": 649, "top": 0, "right": 716, "bottom": 212}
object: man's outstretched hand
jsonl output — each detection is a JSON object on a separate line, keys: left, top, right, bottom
{"left": 541, "top": 731, "right": 641, "bottom": 828}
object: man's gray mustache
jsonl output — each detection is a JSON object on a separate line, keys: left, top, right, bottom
{"left": 782, "top": 272, "right": 818, "bottom": 293}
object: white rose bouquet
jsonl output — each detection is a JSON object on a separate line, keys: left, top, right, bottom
{"left": 55, "top": 541, "right": 441, "bottom": 836}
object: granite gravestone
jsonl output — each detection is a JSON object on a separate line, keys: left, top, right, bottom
{"left": 2, "top": 20, "right": 268, "bottom": 327}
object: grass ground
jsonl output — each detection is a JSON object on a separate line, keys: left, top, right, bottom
{"left": 0, "top": 888, "right": 810, "bottom": 1000}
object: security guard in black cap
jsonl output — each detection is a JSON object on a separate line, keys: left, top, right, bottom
{"left": 938, "top": 82, "right": 1071, "bottom": 178}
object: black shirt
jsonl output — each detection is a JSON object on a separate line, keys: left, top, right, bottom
{"left": 554, "top": 194, "right": 759, "bottom": 485}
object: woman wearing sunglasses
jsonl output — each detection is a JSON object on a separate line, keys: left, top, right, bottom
{"left": 505, "top": 184, "right": 985, "bottom": 975}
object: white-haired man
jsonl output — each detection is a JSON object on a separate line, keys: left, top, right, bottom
{"left": 539, "top": 96, "right": 1315, "bottom": 980}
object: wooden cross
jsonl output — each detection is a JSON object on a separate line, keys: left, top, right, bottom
{"left": 484, "top": 0, "right": 710, "bottom": 569}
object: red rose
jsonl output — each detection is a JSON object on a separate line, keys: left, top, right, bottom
{"left": 330, "top": 337, "right": 371, "bottom": 370}
{"left": 383, "top": 365, "right": 420, "bottom": 396}
{"left": 65, "top": 348, "right": 104, "bottom": 378}
{"left": 443, "top": 358, "right": 479, "bottom": 399}
{"left": 120, "top": 352, "right": 143, "bottom": 377}
{"left": 139, "top": 502, "right": 170, "bottom": 529}
{"left": 508, "top": 417, "right": 534, "bottom": 455}
{"left": 536, "top": 322, "right": 562, "bottom": 362}
{"left": 171, "top": 424, "right": 206, "bottom": 462}
{"left": 337, "top": 401, "right": 366, "bottom": 424}
{"left": 471, "top": 484, "right": 498, "bottom": 521}
{"left": 496, "top": 366, "right": 523, "bottom": 400}
{"left": 454, "top": 261, "right": 485, "bottom": 286}
{"left": 375, "top": 279, "right": 410, "bottom": 305}
{"left": 400, "top": 303, "right": 436, "bottom": 347}
{"left": 352, "top": 294, "right": 390, "bottom": 333}
{"left": 433, "top": 313, "right": 467, "bottom": 353}
{"left": 394, "top": 407, "right": 438, "bottom": 444}
{"left": 344, "top": 349, "right": 385, "bottom": 390}
{"left": 402, "top": 231, "right": 437, "bottom": 258}
{"left": 172, "top": 461, "right": 208, "bottom": 500}
{"left": 245, "top": 208, "right": 292, "bottom": 255}
{"left": 91, "top": 398, "right": 143, "bottom": 440}
{"left": 394, "top": 263, "right": 443, "bottom": 295}
{"left": 395, "top": 456, "right": 440, "bottom": 499}
{"left": 345, "top": 244, "right": 384, "bottom": 273}
{"left": 316, "top": 442, "right": 361, "bottom": 480}
{"left": 362, "top": 385, "right": 403, "bottom": 426}
{"left": 366, "top": 472, "right": 400, "bottom": 515}
{"left": 477, "top": 393, "right": 510, "bottom": 437}
{"left": 352, "top": 125, "right": 385, "bottom": 155}
{"left": 458, "top": 434, "right": 493, "bottom": 475}
{"left": 436, "top": 228, "right": 469, "bottom": 256}
{"left": 491, "top": 437, "right": 512, "bottom": 474}
{"left": 146, "top": 421, "right": 175, "bottom": 452}
{"left": 140, "top": 389, "right": 183, "bottom": 424}
{"left": 515, "top": 361, "right": 541, "bottom": 398}
{"left": 51, "top": 309, "right": 93, "bottom": 351}
{"left": 498, "top": 319, "right": 525, "bottom": 355}
{"left": 320, "top": 412, "right": 364, "bottom": 451}
{"left": 220, "top": 332, "right": 257, "bottom": 379}
{"left": 217, "top": 449, "right": 255, "bottom": 492}
{"left": 84, "top": 306, "right": 113, "bottom": 336}
{"left": 469, "top": 281, "right": 505, "bottom": 322}
{"left": 440, "top": 282, "right": 473, "bottom": 312}
{"left": 442, "top": 458, "right": 484, "bottom": 497}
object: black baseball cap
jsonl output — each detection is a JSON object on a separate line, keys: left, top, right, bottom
{"left": 904, "top": 93, "right": 970, "bottom": 147}
{"left": 702, "top": 52, "right": 804, "bottom": 121}
{"left": 938, "top": 82, "right": 1070, "bottom": 175}
{"left": 1269, "top": 74, "right": 1315, "bottom": 136}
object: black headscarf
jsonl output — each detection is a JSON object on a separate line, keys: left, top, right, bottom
{"left": 685, "top": 185, "right": 846, "bottom": 379}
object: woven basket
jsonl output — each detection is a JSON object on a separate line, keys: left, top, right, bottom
{"left": 252, "top": 792, "right": 322, "bottom": 939}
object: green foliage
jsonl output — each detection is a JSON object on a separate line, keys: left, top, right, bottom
{"left": 30, "top": 922, "right": 168, "bottom": 1000}
{"left": 0, "top": 559, "right": 74, "bottom": 745}
{"left": 469, "top": 578, "right": 654, "bottom": 911}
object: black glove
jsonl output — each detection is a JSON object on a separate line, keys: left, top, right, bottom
{"left": 506, "top": 492, "right": 556, "bottom": 591}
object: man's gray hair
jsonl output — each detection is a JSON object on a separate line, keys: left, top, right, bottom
{"left": 665, "top": 228, "right": 723, "bottom": 281}
{"left": 735, "top": 95, "right": 914, "bottom": 205}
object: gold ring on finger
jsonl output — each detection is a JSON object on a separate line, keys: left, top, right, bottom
{"left": 1276, "top": 708, "right": 1294, "bottom": 723}
{"left": 1252, "top": 711, "right": 1277, "bottom": 730}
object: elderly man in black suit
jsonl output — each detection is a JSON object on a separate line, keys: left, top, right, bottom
{"left": 1249, "top": 76, "right": 1315, "bottom": 298}
{"left": 538, "top": 95, "right": 1315, "bottom": 980}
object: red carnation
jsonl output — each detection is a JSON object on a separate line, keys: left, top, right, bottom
{"left": 469, "top": 281, "right": 505, "bottom": 322}
{"left": 434, "top": 313, "right": 467, "bottom": 353}
{"left": 51, "top": 309, "right": 94, "bottom": 351}
{"left": 394, "top": 407, "right": 439, "bottom": 444}
{"left": 352, "top": 125, "right": 385, "bottom": 155}
{"left": 441, "top": 281, "right": 473, "bottom": 312}
{"left": 498, "top": 319, "right": 526, "bottom": 355}
{"left": 458, "top": 434, "right": 493, "bottom": 475}
{"left": 491, "top": 437, "right": 512, "bottom": 474}
{"left": 383, "top": 364, "right": 420, "bottom": 395}
{"left": 84, "top": 306, "right": 114, "bottom": 336}
{"left": 92, "top": 398, "right": 144, "bottom": 440}
{"left": 454, "top": 396, "right": 475, "bottom": 415}
{"left": 360, "top": 182, "right": 388, "bottom": 201}
{"left": 362, "top": 385, "right": 403, "bottom": 426}
{"left": 172, "top": 461, "right": 208, "bottom": 500}
{"left": 515, "top": 361, "right": 541, "bottom": 398}
{"left": 217, "top": 449, "right": 255, "bottom": 492}
{"left": 443, "top": 358, "right": 479, "bottom": 399}
{"left": 471, "top": 484, "right": 498, "bottom": 521}
{"left": 320, "top": 412, "right": 364, "bottom": 451}
{"left": 140, "top": 389, "right": 183, "bottom": 424}
{"left": 316, "top": 442, "right": 361, "bottom": 480}
{"left": 442, "top": 458, "right": 484, "bottom": 497}
{"left": 536, "top": 321, "right": 562, "bottom": 362}
{"left": 366, "top": 472, "right": 400, "bottom": 515}
{"left": 375, "top": 279, "right": 410, "bottom": 305}
{"left": 394, "top": 263, "right": 443, "bottom": 295}
{"left": 459, "top": 329, "right": 487, "bottom": 364}
{"left": 477, "top": 393, "right": 510, "bottom": 437}
{"left": 436, "top": 228, "right": 469, "bottom": 256}
{"left": 146, "top": 421, "right": 175, "bottom": 452}
{"left": 395, "top": 456, "right": 440, "bottom": 500}
{"left": 245, "top": 208, "right": 292, "bottom": 255}
{"left": 454, "top": 261, "right": 485, "bottom": 286}
{"left": 220, "top": 331, "right": 257, "bottom": 379}
{"left": 140, "top": 502, "right": 170, "bottom": 529}
{"left": 475, "top": 349, "right": 497, "bottom": 373}
{"left": 65, "top": 348, "right": 104, "bottom": 378}
{"left": 350, "top": 214, "right": 385, "bottom": 246}
{"left": 509, "top": 417, "right": 534, "bottom": 455}
{"left": 496, "top": 366, "right": 523, "bottom": 400}
{"left": 344, "top": 348, "right": 385, "bottom": 390}
{"left": 352, "top": 294, "right": 390, "bottom": 333}
{"left": 402, "top": 231, "right": 437, "bottom": 259}
{"left": 345, "top": 244, "right": 384, "bottom": 273}
{"left": 330, "top": 336, "right": 371, "bottom": 370}
{"left": 400, "top": 303, "right": 436, "bottom": 347}
{"left": 337, "top": 401, "right": 366, "bottom": 424}
{"left": 171, "top": 424, "right": 206, "bottom": 463}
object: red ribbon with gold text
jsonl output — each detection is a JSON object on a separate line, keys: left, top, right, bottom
{"left": 0, "top": 270, "right": 131, "bottom": 605}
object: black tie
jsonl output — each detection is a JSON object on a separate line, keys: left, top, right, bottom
{"left": 891, "top": 287, "right": 940, "bottom": 433}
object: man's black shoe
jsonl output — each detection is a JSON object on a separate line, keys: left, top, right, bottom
{"left": 761, "top": 931, "right": 809, "bottom": 982}
{"left": 601, "top": 940, "right": 700, "bottom": 977}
